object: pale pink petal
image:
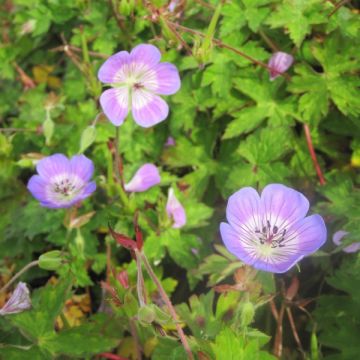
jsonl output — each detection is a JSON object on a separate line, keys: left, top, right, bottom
{"left": 333, "top": 230, "right": 360, "bottom": 253}
{"left": 100, "top": 88, "right": 130, "bottom": 126}
{"left": 131, "top": 89, "right": 169, "bottom": 128}
{"left": 124, "top": 164, "right": 161, "bottom": 192}
{"left": 130, "top": 44, "right": 161, "bottom": 68}
{"left": 98, "top": 51, "right": 130, "bottom": 83}
{"left": 0, "top": 282, "right": 31, "bottom": 315}
{"left": 166, "top": 188, "right": 186, "bottom": 228}
{"left": 152, "top": 63, "right": 181, "bottom": 95}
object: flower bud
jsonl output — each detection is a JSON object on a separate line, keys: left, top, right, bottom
{"left": 268, "top": 52, "right": 294, "bottom": 80}
{"left": 124, "top": 164, "right": 161, "bottom": 193}
{"left": 38, "top": 250, "right": 64, "bottom": 271}
{"left": 0, "top": 282, "right": 31, "bottom": 316}
{"left": 138, "top": 305, "right": 156, "bottom": 326}
{"left": 166, "top": 188, "right": 186, "bottom": 229}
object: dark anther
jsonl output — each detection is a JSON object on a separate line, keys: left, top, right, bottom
{"left": 267, "top": 220, "right": 271, "bottom": 228}
{"left": 273, "top": 226, "right": 278, "bottom": 234}
{"left": 262, "top": 226, "right": 267, "bottom": 233}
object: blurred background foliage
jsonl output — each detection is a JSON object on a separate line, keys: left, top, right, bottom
{"left": 0, "top": 0, "right": 359, "bottom": 359}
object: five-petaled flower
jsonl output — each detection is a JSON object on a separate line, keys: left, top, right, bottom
{"left": 98, "top": 44, "right": 181, "bottom": 128}
{"left": 27, "top": 154, "right": 96, "bottom": 208}
{"left": 124, "top": 163, "right": 161, "bottom": 193}
{"left": 268, "top": 52, "right": 294, "bottom": 80}
{"left": 0, "top": 282, "right": 31, "bottom": 316}
{"left": 166, "top": 188, "right": 186, "bottom": 229}
{"left": 220, "top": 184, "right": 327, "bottom": 273}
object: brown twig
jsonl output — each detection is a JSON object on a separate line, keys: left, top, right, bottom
{"left": 273, "top": 301, "right": 285, "bottom": 358}
{"left": 269, "top": 298, "right": 279, "bottom": 321}
{"left": 139, "top": 250, "right": 194, "bottom": 360}
{"left": 166, "top": 21, "right": 290, "bottom": 77}
{"left": 13, "top": 62, "right": 36, "bottom": 89}
{"left": 328, "top": 0, "right": 351, "bottom": 17}
{"left": 129, "top": 318, "right": 143, "bottom": 360}
{"left": 303, "top": 124, "right": 326, "bottom": 186}
{"left": 286, "top": 307, "right": 306, "bottom": 358}
{"left": 114, "top": 127, "right": 125, "bottom": 188}
{"left": 108, "top": 0, "right": 126, "bottom": 31}
{"left": 165, "top": 19, "right": 193, "bottom": 55}
{"left": 50, "top": 45, "right": 108, "bottom": 59}
{"left": 193, "top": 0, "right": 215, "bottom": 9}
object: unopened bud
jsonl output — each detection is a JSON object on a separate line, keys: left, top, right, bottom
{"left": 138, "top": 305, "right": 156, "bottom": 326}
{"left": 38, "top": 250, "right": 63, "bottom": 271}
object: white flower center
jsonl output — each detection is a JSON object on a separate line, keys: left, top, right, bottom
{"left": 47, "top": 173, "right": 85, "bottom": 204}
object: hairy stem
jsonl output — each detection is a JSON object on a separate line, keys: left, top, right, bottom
{"left": 0, "top": 260, "right": 39, "bottom": 294}
{"left": 138, "top": 251, "right": 194, "bottom": 360}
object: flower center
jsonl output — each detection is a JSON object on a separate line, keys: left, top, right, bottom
{"left": 255, "top": 220, "right": 287, "bottom": 248}
{"left": 48, "top": 174, "right": 84, "bottom": 203}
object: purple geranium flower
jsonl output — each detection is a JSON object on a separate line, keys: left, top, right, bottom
{"left": 0, "top": 282, "right": 31, "bottom": 316}
{"left": 220, "top": 184, "right": 327, "bottom": 273}
{"left": 27, "top": 154, "right": 96, "bottom": 208}
{"left": 268, "top": 52, "right": 294, "bottom": 80}
{"left": 333, "top": 230, "right": 360, "bottom": 253}
{"left": 124, "top": 163, "right": 161, "bottom": 192}
{"left": 98, "top": 44, "right": 181, "bottom": 128}
{"left": 166, "top": 188, "right": 186, "bottom": 228}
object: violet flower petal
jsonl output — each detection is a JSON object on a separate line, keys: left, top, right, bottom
{"left": 124, "top": 164, "right": 161, "bottom": 192}
{"left": 132, "top": 89, "right": 169, "bottom": 127}
{"left": 0, "top": 282, "right": 31, "bottom": 316}
{"left": 152, "top": 63, "right": 181, "bottom": 95}
{"left": 130, "top": 44, "right": 162, "bottom": 68}
{"left": 100, "top": 88, "right": 129, "bottom": 126}
{"left": 98, "top": 51, "right": 130, "bottom": 83}
{"left": 166, "top": 188, "right": 186, "bottom": 228}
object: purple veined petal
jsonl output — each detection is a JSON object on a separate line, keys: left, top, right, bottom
{"left": 332, "top": 230, "right": 360, "bottom": 253}
{"left": 166, "top": 188, "right": 186, "bottom": 228}
{"left": 220, "top": 222, "right": 305, "bottom": 273}
{"left": 0, "top": 282, "right": 31, "bottom": 316}
{"left": 124, "top": 163, "right": 161, "bottom": 192}
{"left": 70, "top": 155, "right": 95, "bottom": 182}
{"left": 283, "top": 214, "right": 327, "bottom": 255}
{"left": 36, "top": 154, "right": 70, "bottom": 179}
{"left": 78, "top": 181, "right": 97, "bottom": 201}
{"left": 98, "top": 50, "right": 130, "bottom": 83}
{"left": 260, "top": 184, "right": 309, "bottom": 232}
{"left": 100, "top": 87, "right": 130, "bottom": 126}
{"left": 131, "top": 89, "right": 169, "bottom": 128}
{"left": 268, "top": 52, "right": 294, "bottom": 81}
{"left": 226, "top": 187, "right": 262, "bottom": 234}
{"left": 152, "top": 63, "right": 181, "bottom": 95}
{"left": 130, "top": 44, "right": 162, "bottom": 68}
{"left": 27, "top": 175, "right": 49, "bottom": 203}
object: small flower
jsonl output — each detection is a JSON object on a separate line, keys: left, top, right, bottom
{"left": 166, "top": 188, "right": 186, "bottom": 228}
{"left": 164, "top": 136, "right": 176, "bottom": 147}
{"left": 98, "top": 44, "right": 181, "bottom": 128}
{"left": 0, "top": 282, "right": 31, "bottom": 316}
{"left": 124, "top": 164, "right": 160, "bottom": 192}
{"left": 27, "top": 154, "right": 96, "bottom": 208}
{"left": 268, "top": 52, "right": 294, "bottom": 80}
{"left": 333, "top": 230, "right": 360, "bottom": 253}
{"left": 220, "top": 184, "right": 327, "bottom": 273}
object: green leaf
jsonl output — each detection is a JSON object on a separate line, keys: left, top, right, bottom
{"left": 9, "top": 277, "right": 73, "bottom": 339}
{"left": 267, "top": 0, "right": 327, "bottom": 46}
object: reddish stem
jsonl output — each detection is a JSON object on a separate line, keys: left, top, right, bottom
{"left": 303, "top": 124, "right": 326, "bottom": 186}
{"left": 99, "top": 353, "right": 129, "bottom": 360}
